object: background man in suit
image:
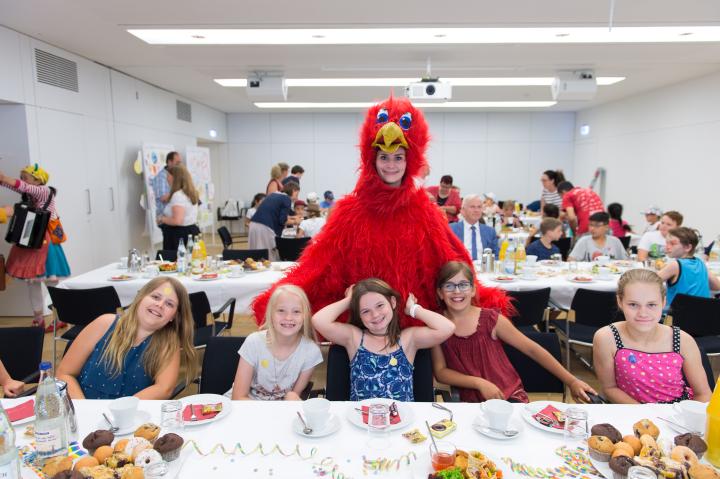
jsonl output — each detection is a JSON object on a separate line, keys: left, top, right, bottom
{"left": 450, "top": 194, "right": 499, "bottom": 259}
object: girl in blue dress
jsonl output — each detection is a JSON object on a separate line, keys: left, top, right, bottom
{"left": 57, "top": 277, "right": 196, "bottom": 399}
{"left": 312, "top": 278, "right": 454, "bottom": 401}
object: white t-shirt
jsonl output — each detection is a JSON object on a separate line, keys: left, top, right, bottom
{"left": 463, "top": 221, "right": 484, "bottom": 260}
{"left": 638, "top": 230, "right": 666, "bottom": 258}
{"left": 299, "top": 217, "right": 326, "bottom": 238}
{"left": 227, "top": 330, "right": 322, "bottom": 400}
{"left": 246, "top": 207, "right": 257, "bottom": 220}
{"left": 568, "top": 235, "right": 628, "bottom": 261}
{"left": 163, "top": 191, "right": 198, "bottom": 226}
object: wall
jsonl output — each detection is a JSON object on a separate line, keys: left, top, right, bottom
{"left": 224, "top": 112, "right": 575, "bottom": 207}
{"left": 574, "top": 70, "right": 720, "bottom": 238}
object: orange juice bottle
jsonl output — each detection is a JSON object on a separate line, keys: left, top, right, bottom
{"left": 706, "top": 381, "right": 720, "bottom": 466}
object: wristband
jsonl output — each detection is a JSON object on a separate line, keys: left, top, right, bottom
{"left": 409, "top": 303, "right": 421, "bottom": 318}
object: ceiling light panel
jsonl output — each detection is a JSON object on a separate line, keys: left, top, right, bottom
{"left": 214, "top": 77, "right": 625, "bottom": 87}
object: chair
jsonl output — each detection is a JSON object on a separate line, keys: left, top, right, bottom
{"left": 325, "top": 345, "right": 434, "bottom": 401}
{"left": 47, "top": 286, "right": 122, "bottom": 365}
{"left": 155, "top": 250, "right": 177, "bottom": 262}
{"left": 222, "top": 249, "right": 269, "bottom": 262}
{"left": 619, "top": 236, "right": 631, "bottom": 250}
{"left": 549, "top": 288, "right": 619, "bottom": 371}
{"left": 552, "top": 238, "right": 572, "bottom": 260}
{"left": 0, "top": 327, "right": 44, "bottom": 395}
{"left": 199, "top": 336, "right": 245, "bottom": 394}
{"left": 503, "top": 331, "right": 565, "bottom": 397}
{"left": 217, "top": 226, "right": 238, "bottom": 250}
{"left": 669, "top": 294, "right": 720, "bottom": 356}
{"left": 507, "top": 288, "right": 551, "bottom": 333}
{"left": 698, "top": 344, "right": 717, "bottom": 390}
{"left": 188, "top": 291, "right": 236, "bottom": 349}
{"left": 275, "top": 236, "right": 311, "bottom": 261}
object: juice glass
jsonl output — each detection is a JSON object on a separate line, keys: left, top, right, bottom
{"left": 431, "top": 441, "right": 456, "bottom": 472}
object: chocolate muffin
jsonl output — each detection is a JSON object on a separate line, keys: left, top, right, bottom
{"left": 51, "top": 470, "right": 85, "bottom": 479}
{"left": 609, "top": 455, "right": 636, "bottom": 479}
{"left": 82, "top": 430, "right": 115, "bottom": 455}
{"left": 154, "top": 433, "right": 184, "bottom": 462}
{"left": 674, "top": 433, "right": 708, "bottom": 458}
{"left": 591, "top": 423, "right": 623, "bottom": 444}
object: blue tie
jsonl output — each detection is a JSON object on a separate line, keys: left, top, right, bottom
{"left": 470, "top": 225, "right": 478, "bottom": 260}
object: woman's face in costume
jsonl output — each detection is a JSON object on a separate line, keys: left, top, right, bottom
{"left": 375, "top": 147, "right": 407, "bottom": 187}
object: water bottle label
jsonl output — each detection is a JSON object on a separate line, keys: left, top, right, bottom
{"left": 35, "top": 428, "right": 63, "bottom": 454}
{"left": 0, "top": 460, "right": 21, "bottom": 479}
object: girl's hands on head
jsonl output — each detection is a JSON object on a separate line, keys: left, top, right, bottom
{"left": 344, "top": 284, "right": 355, "bottom": 299}
{"left": 404, "top": 293, "right": 418, "bottom": 316}
{"left": 569, "top": 379, "right": 597, "bottom": 403}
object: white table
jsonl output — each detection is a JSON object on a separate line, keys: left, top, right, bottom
{"left": 1, "top": 397, "right": 685, "bottom": 479}
{"left": 57, "top": 263, "right": 293, "bottom": 313}
{"left": 520, "top": 216, "right": 542, "bottom": 229}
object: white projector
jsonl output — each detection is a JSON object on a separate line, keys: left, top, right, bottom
{"left": 551, "top": 71, "right": 597, "bottom": 101}
{"left": 246, "top": 76, "right": 287, "bottom": 101}
{"left": 404, "top": 80, "right": 451, "bottom": 101}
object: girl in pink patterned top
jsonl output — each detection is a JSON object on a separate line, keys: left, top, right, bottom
{"left": 593, "top": 269, "right": 711, "bottom": 403}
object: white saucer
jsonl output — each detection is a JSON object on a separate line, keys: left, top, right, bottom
{"left": 472, "top": 413, "right": 524, "bottom": 440}
{"left": 95, "top": 410, "right": 151, "bottom": 436}
{"left": 520, "top": 276, "right": 538, "bottom": 281}
{"left": 292, "top": 414, "right": 341, "bottom": 438}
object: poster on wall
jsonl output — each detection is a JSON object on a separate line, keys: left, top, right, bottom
{"left": 185, "top": 146, "right": 214, "bottom": 230}
{"left": 141, "top": 143, "right": 175, "bottom": 245}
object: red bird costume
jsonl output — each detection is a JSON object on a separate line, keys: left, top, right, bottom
{"left": 252, "top": 97, "right": 511, "bottom": 328}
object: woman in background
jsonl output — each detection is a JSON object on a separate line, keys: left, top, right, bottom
{"left": 157, "top": 165, "right": 199, "bottom": 250}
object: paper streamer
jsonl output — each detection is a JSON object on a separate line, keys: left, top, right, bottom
{"left": 312, "top": 457, "right": 352, "bottom": 479}
{"left": 182, "top": 439, "right": 317, "bottom": 460}
{"left": 501, "top": 446, "right": 602, "bottom": 479}
{"left": 362, "top": 452, "right": 417, "bottom": 475}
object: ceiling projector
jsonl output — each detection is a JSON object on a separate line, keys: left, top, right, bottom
{"left": 405, "top": 79, "right": 452, "bottom": 101}
{"left": 551, "top": 71, "right": 597, "bottom": 101}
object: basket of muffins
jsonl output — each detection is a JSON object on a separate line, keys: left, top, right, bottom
{"left": 587, "top": 419, "right": 715, "bottom": 479}
{"left": 40, "top": 423, "right": 184, "bottom": 479}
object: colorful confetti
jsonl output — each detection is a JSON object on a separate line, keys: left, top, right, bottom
{"left": 501, "top": 446, "right": 603, "bottom": 479}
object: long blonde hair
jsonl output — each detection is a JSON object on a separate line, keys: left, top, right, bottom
{"left": 270, "top": 165, "right": 282, "bottom": 180}
{"left": 617, "top": 269, "right": 666, "bottom": 301}
{"left": 261, "top": 285, "right": 315, "bottom": 344}
{"left": 99, "top": 277, "right": 197, "bottom": 386}
{"left": 167, "top": 165, "right": 199, "bottom": 205}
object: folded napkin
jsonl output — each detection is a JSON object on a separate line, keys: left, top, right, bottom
{"left": 6, "top": 399, "right": 34, "bottom": 423}
{"left": 532, "top": 404, "right": 565, "bottom": 430}
{"left": 361, "top": 405, "right": 401, "bottom": 425}
{"left": 182, "top": 403, "right": 221, "bottom": 421}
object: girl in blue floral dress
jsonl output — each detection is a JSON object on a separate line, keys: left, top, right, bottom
{"left": 312, "top": 278, "right": 455, "bottom": 401}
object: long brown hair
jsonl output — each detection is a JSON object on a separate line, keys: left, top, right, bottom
{"left": 349, "top": 278, "right": 401, "bottom": 347}
{"left": 435, "top": 261, "right": 475, "bottom": 307}
{"left": 167, "top": 165, "right": 199, "bottom": 205}
{"left": 99, "top": 277, "right": 197, "bottom": 386}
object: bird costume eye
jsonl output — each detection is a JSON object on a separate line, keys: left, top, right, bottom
{"left": 399, "top": 113, "right": 412, "bottom": 130}
{"left": 376, "top": 108, "right": 389, "bottom": 123}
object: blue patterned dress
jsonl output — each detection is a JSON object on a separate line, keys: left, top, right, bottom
{"left": 349, "top": 332, "right": 414, "bottom": 401}
{"left": 78, "top": 316, "right": 153, "bottom": 399}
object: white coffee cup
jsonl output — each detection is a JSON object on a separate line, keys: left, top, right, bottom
{"left": 598, "top": 266, "right": 611, "bottom": 280}
{"left": 144, "top": 265, "right": 159, "bottom": 278}
{"left": 119, "top": 257, "right": 128, "bottom": 269}
{"left": 109, "top": 396, "right": 139, "bottom": 429}
{"left": 522, "top": 265, "right": 538, "bottom": 280}
{"left": 596, "top": 255, "right": 610, "bottom": 266}
{"left": 677, "top": 400, "right": 706, "bottom": 432}
{"left": 481, "top": 399, "right": 513, "bottom": 430}
{"left": 302, "top": 397, "right": 331, "bottom": 430}
{"left": 525, "top": 255, "right": 538, "bottom": 266}
{"left": 230, "top": 264, "right": 244, "bottom": 277}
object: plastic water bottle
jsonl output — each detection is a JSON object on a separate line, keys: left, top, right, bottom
{"left": 504, "top": 239, "right": 516, "bottom": 274}
{"left": 0, "top": 403, "right": 20, "bottom": 479}
{"left": 177, "top": 238, "right": 187, "bottom": 274}
{"left": 34, "top": 362, "right": 68, "bottom": 466}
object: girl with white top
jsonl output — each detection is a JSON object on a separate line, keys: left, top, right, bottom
{"left": 157, "top": 165, "right": 200, "bottom": 250}
{"left": 297, "top": 204, "right": 326, "bottom": 238}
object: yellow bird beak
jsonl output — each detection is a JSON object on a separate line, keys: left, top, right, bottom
{"left": 371, "top": 122, "right": 408, "bottom": 153}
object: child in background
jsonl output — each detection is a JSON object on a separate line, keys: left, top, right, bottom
{"left": 568, "top": 212, "right": 628, "bottom": 261}
{"left": 525, "top": 203, "right": 561, "bottom": 246}
{"left": 593, "top": 269, "right": 711, "bottom": 403}
{"left": 312, "top": 278, "right": 455, "bottom": 401}
{"left": 608, "top": 203, "right": 632, "bottom": 237}
{"left": 526, "top": 218, "right": 563, "bottom": 261}
{"left": 500, "top": 200, "right": 523, "bottom": 228}
{"left": 657, "top": 227, "right": 720, "bottom": 310}
{"left": 231, "top": 285, "right": 322, "bottom": 400}
{"left": 432, "top": 261, "right": 595, "bottom": 402}
{"left": 244, "top": 193, "right": 266, "bottom": 227}
{"left": 637, "top": 211, "right": 683, "bottom": 261}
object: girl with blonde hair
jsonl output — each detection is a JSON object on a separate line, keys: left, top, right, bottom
{"left": 58, "top": 277, "right": 196, "bottom": 399}
{"left": 157, "top": 165, "right": 200, "bottom": 250}
{"left": 230, "top": 285, "right": 322, "bottom": 400}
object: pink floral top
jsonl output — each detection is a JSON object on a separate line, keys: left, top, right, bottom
{"left": 610, "top": 324, "right": 692, "bottom": 403}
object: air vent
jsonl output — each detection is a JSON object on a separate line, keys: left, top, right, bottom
{"left": 176, "top": 100, "right": 192, "bottom": 122}
{"left": 34, "top": 49, "right": 79, "bottom": 92}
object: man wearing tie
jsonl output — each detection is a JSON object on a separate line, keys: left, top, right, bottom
{"left": 450, "top": 194, "right": 499, "bottom": 259}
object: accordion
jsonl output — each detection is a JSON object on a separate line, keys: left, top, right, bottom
{"left": 4, "top": 188, "right": 55, "bottom": 249}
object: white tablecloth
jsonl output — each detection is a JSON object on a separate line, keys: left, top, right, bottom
{"left": 57, "top": 263, "right": 291, "bottom": 313}
{"left": 1, "top": 397, "right": 686, "bottom": 479}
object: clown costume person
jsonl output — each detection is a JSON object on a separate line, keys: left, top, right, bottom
{"left": 253, "top": 97, "right": 511, "bottom": 328}
{"left": 0, "top": 164, "right": 71, "bottom": 330}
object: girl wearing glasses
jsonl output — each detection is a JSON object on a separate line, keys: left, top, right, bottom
{"left": 431, "top": 261, "right": 596, "bottom": 402}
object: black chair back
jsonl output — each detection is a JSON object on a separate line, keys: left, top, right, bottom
{"left": 325, "top": 345, "right": 433, "bottom": 401}
{"left": 222, "top": 249, "right": 269, "bottom": 262}
{"left": 503, "top": 332, "right": 564, "bottom": 394}
{"left": 670, "top": 294, "right": 720, "bottom": 338}
{"left": 619, "top": 236, "right": 631, "bottom": 250}
{"left": 155, "top": 250, "right": 178, "bottom": 261}
{"left": 217, "top": 226, "right": 234, "bottom": 249}
{"left": 508, "top": 288, "right": 551, "bottom": 329}
{"left": 698, "top": 344, "right": 717, "bottom": 390}
{"left": 275, "top": 236, "right": 311, "bottom": 261}
{"left": 200, "top": 336, "right": 245, "bottom": 394}
{"left": 189, "top": 292, "right": 213, "bottom": 328}
{"left": 570, "top": 289, "right": 619, "bottom": 328}
{"left": 0, "top": 327, "right": 44, "bottom": 383}
{"left": 552, "top": 238, "right": 572, "bottom": 260}
{"left": 47, "top": 286, "right": 122, "bottom": 339}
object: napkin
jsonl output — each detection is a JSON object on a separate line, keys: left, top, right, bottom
{"left": 6, "top": 399, "right": 34, "bottom": 423}
{"left": 182, "top": 403, "right": 222, "bottom": 421}
{"left": 532, "top": 404, "right": 565, "bottom": 430}
{"left": 361, "top": 405, "right": 401, "bottom": 425}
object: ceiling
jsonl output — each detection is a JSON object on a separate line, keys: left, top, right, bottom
{"left": 2, "top": 0, "right": 720, "bottom": 112}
